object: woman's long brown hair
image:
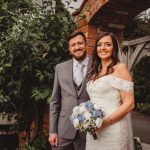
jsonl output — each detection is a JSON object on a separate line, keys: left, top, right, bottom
{"left": 88, "top": 32, "right": 120, "bottom": 80}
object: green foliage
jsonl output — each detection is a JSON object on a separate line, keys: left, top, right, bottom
{"left": 133, "top": 56, "right": 150, "bottom": 104}
{"left": 124, "top": 13, "right": 150, "bottom": 115}
{"left": 0, "top": 0, "right": 76, "bottom": 138}
{"left": 124, "top": 13, "right": 150, "bottom": 40}
{"left": 22, "top": 133, "right": 51, "bottom": 150}
{"left": 136, "top": 103, "right": 150, "bottom": 116}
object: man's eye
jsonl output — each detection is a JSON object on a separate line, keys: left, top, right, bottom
{"left": 71, "top": 44, "right": 76, "bottom": 47}
{"left": 78, "top": 42, "right": 84, "bottom": 45}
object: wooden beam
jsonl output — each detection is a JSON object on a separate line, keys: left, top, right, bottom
{"left": 144, "top": 42, "right": 150, "bottom": 49}
{"left": 131, "top": 49, "right": 149, "bottom": 70}
{"left": 129, "top": 43, "right": 146, "bottom": 70}
{"left": 123, "top": 35, "right": 150, "bottom": 46}
{"left": 108, "top": 23, "right": 125, "bottom": 29}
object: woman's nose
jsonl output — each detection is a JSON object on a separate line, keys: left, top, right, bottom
{"left": 101, "top": 44, "right": 105, "bottom": 49}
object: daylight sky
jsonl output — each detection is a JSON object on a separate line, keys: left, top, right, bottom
{"left": 62, "top": 0, "right": 84, "bottom": 13}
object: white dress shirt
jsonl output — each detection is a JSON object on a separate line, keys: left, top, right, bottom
{"left": 73, "top": 56, "right": 89, "bottom": 82}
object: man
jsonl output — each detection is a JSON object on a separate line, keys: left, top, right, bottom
{"left": 48, "top": 31, "right": 91, "bottom": 150}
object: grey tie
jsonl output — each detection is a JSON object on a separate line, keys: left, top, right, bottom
{"left": 74, "top": 63, "right": 85, "bottom": 86}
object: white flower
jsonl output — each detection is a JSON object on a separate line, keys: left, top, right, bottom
{"left": 94, "top": 104, "right": 101, "bottom": 110}
{"left": 73, "top": 119, "right": 79, "bottom": 128}
{"left": 96, "top": 118, "right": 103, "bottom": 128}
{"left": 84, "top": 112, "right": 91, "bottom": 120}
{"left": 83, "top": 122, "right": 90, "bottom": 129}
{"left": 78, "top": 106, "right": 86, "bottom": 114}
{"left": 73, "top": 106, "right": 80, "bottom": 115}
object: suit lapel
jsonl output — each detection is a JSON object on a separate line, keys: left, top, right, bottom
{"left": 66, "top": 59, "right": 77, "bottom": 96}
{"left": 78, "top": 56, "right": 92, "bottom": 96}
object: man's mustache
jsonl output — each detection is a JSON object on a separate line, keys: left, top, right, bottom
{"left": 74, "top": 49, "right": 82, "bottom": 52}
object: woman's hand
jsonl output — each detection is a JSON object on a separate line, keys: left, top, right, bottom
{"left": 96, "top": 116, "right": 113, "bottom": 133}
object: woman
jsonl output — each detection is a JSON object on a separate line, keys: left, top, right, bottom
{"left": 86, "top": 32, "right": 134, "bottom": 150}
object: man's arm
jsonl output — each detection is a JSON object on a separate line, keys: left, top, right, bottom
{"left": 49, "top": 65, "right": 61, "bottom": 146}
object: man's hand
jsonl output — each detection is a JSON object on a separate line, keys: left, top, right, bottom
{"left": 48, "top": 134, "right": 58, "bottom": 147}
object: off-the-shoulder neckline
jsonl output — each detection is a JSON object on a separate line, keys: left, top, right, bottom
{"left": 93, "top": 74, "right": 133, "bottom": 84}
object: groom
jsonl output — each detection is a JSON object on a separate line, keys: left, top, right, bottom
{"left": 48, "top": 31, "right": 91, "bottom": 150}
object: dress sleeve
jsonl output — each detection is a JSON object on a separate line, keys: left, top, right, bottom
{"left": 108, "top": 75, "right": 134, "bottom": 93}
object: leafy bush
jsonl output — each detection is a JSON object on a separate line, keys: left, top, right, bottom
{"left": 136, "top": 103, "right": 150, "bottom": 116}
{"left": 0, "top": 0, "right": 76, "bottom": 141}
{"left": 22, "top": 133, "right": 51, "bottom": 150}
{"left": 133, "top": 56, "right": 150, "bottom": 105}
{"left": 124, "top": 13, "right": 150, "bottom": 40}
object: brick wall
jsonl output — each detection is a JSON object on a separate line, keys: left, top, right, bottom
{"left": 75, "top": 18, "right": 99, "bottom": 54}
{"left": 73, "top": 0, "right": 123, "bottom": 54}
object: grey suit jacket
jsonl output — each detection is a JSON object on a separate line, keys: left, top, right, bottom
{"left": 49, "top": 57, "right": 91, "bottom": 139}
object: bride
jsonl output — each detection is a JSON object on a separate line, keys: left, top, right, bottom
{"left": 86, "top": 32, "right": 135, "bottom": 150}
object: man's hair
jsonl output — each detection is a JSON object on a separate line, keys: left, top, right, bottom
{"left": 67, "top": 30, "right": 86, "bottom": 43}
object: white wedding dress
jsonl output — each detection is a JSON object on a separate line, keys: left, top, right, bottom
{"left": 86, "top": 75, "right": 134, "bottom": 150}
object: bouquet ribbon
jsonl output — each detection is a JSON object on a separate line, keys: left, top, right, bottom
{"left": 92, "top": 133, "right": 97, "bottom": 140}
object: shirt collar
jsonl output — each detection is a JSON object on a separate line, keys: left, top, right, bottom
{"left": 73, "top": 55, "right": 89, "bottom": 67}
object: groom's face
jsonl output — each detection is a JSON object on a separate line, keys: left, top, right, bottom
{"left": 69, "top": 35, "right": 87, "bottom": 61}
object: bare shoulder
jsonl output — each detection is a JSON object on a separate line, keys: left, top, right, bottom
{"left": 113, "top": 63, "right": 132, "bottom": 81}
{"left": 115, "top": 63, "right": 127, "bottom": 70}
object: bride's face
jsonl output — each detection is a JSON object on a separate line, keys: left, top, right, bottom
{"left": 97, "top": 35, "right": 113, "bottom": 61}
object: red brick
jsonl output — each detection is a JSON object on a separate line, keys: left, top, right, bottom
{"left": 78, "top": 19, "right": 88, "bottom": 28}
{"left": 88, "top": 32, "right": 99, "bottom": 39}
{"left": 87, "top": 46, "right": 94, "bottom": 55}
{"left": 87, "top": 39, "right": 96, "bottom": 47}
{"left": 79, "top": 25, "right": 88, "bottom": 33}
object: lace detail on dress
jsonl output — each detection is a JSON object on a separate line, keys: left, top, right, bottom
{"left": 86, "top": 74, "right": 134, "bottom": 150}
{"left": 107, "top": 75, "right": 134, "bottom": 93}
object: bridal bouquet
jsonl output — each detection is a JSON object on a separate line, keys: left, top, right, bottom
{"left": 70, "top": 101, "right": 104, "bottom": 140}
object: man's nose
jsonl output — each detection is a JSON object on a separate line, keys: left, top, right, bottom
{"left": 75, "top": 44, "right": 80, "bottom": 49}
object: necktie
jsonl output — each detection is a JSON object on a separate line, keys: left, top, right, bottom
{"left": 74, "top": 63, "right": 85, "bottom": 86}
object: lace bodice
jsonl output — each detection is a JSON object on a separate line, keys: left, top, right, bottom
{"left": 87, "top": 75, "right": 134, "bottom": 116}
{"left": 86, "top": 75, "right": 134, "bottom": 150}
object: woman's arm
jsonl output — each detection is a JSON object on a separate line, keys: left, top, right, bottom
{"left": 97, "top": 63, "right": 134, "bottom": 131}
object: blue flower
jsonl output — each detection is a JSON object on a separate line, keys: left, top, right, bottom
{"left": 78, "top": 115, "right": 86, "bottom": 122}
{"left": 92, "top": 110, "right": 103, "bottom": 118}
{"left": 85, "top": 101, "right": 94, "bottom": 110}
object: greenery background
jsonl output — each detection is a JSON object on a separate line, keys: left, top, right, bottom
{"left": 0, "top": 0, "right": 76, "bottom": 149}
{"left": 124, "top": 13, "right": 150, "bottom": 115}
{"left": 0, "top": 0, "right": 149, "bottom": 149}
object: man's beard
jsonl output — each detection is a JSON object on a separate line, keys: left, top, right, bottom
{"left": 72, "top": 50, "right": 87, "bottom": 61}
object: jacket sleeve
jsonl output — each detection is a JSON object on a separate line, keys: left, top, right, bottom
{"left": 49, "top": 65, "right": 61, "bottom": 134}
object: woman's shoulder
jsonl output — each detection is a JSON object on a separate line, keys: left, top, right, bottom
{"left": 113, "top": 63, "right": 132, "bottom": 81}
{"left": 113, "top": 62, "right": 128, "bottom": 73}
{"left": 114, "top": 62, "right": 127, "bottom": 70}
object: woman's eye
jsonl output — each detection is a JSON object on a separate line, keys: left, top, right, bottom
{"left": 106, "top": 43, "right": 112, "bottom": 46}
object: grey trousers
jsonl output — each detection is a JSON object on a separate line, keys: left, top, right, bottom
{"left": 52, "top": 131, "right": 86, "bottom": 150}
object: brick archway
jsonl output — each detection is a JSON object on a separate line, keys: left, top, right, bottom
{"left": 73, "top": 0, "right": 150, "bottom": 62}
